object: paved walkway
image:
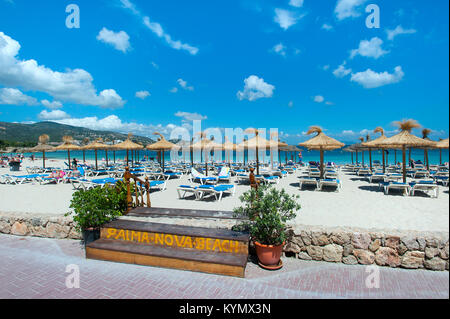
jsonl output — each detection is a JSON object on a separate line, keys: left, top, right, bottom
{"left": 0, "top": 234, "right": 448, "bottom": 299}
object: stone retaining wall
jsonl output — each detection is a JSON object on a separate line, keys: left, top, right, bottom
{"left": 1, "top": 212, "right": 448, "bottom": 271}
{"left": 284, "top": 225, "right": 449, "bottom": 271}
{"left": 0, "top": 212, "right": 81, "bottom": 240}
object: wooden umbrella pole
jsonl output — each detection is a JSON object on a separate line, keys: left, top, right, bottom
{"left": 126, "top": 149, "right": 129, "bottom": 166}
{"left": 382, "top": 148, "right": 385, "bottom": 173}
{"left": 113, "top": 151, "right": 116, "bottom": 163}
{"left": 106, "top": 150, "right": 108, "bottom": 167}
{"left": 95, "top": 149, "right": 98, "bottom": 171}
{"left": 440, "top": 149, "right": 442, "bottom": 165}
{"left": 369, "top": 148, "right": 372, "bottom": 170}
{"left": 402, "top": 146, "right": 406, "bottom": 183}
{"left": 205, "top": 150, "right": 208, "bottom": 176}
{"left": 320, "top": 149, "right": 324, "bottom": 179}
{"left": 68, "top": 150, "right": 71, "bottom": 170}
{"left": 408, "top": 147, "right": 411, "bottom": 166}
{"left": 356, "top": 150, "right": 358, "bottom": 164}
{"left": 351, "top": 152, "right": 353, "bottom": 164}
{"left": 256, "top": 145, "right": 260, "bottom": 175}
{"left": 394, "top": 150, "right": 397, "bottom": 165}
{"left": 162, "top": 150, "right": 165, "bottom": 172}
{"left": 362, "top": 150, "right": 365, "bottom": 167}
{"left": 43, "top": 150, "right": 46, "bottom": 168}
{"left": 83, "top": 150, "right": 85, "bottom": 163}
{"left": 425, "top": 149, "right": 429, "bottom": 171}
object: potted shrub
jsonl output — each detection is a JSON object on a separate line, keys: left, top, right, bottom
{"left": 66, "top": 181, "right": 128, "bottom": 246}
{"left": 233, "top": 185, "right": 300, "bottom": 269}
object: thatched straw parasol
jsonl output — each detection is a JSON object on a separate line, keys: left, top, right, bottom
{"left": 298, "top": 126, "right": 345, "bottom": 178}
{"left": 54, "top": 136, "right": 81, "bottom": 169}
{"left": 83, "top": 138, "right": 109, "bottom": 170}
{"left": 238, "top": 128, "right": 277, "bottom": 175}
{"left": 362, "top": 127, "right": 388, "bottom": 172}
{"left": 223, "top": 137, "right": 237, "bottom": 165}
{"left": 113, "top": 133, "right": 144, "bottom": 166}
{"left": 436, "top": 138, "right": 449, "bottom": 165}
{"left": 270, "top": 133, "right": 287, "bottom": 169}
{"left": 191, "top": 133, "right": 222, "bottom": 176}
{"left": 421, "top": 128, "right": 433, "bottom": 170}
{"left": 147, "top": 132, "right": 177, "bottom": 172}
{"left": 374, "top": 119, "right": 436, "bottom": 183}
{"left": 30, "top": 134, "right": 54, "bottom": 168}
{"left": 343, "top": 146, "right": 356, "bottom": 164}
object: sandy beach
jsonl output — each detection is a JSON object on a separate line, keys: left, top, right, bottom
{"left": 0, "top": 158, "right": 448, "bottom": 233}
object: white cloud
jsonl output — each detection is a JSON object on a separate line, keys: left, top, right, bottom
{"left": 322, "top": 23, "right": 333, "bottom": 31}
{"left": 38, "top": 109, "right": 70, "bottom": 120}
{"left": 313, "top": 95, "right": 325, "bottom": 103}
{"left": 288, "top": 101, "right": 294, "bottom": 107}
{"left": 289, "top": 0, "right": 304, "bottom": 8}
{"left": 334, "top": 0, "right": 368, "bottom": 20}
{"left": 41, "top": 99, "right": 63, "bottom": 109}
{"left": 96, "top": 27, "right": 131, "bottom": 53}
{"left": 322, "top": 65, "right": 330, "bottom": 71}
{"left": 272, "top": 43, "right": 287, "bottom": 57}
{"left": 333, "top": 61, "right": 352, "bottom": 78}
{"left": 169, "top": 87, "right": 178, "bottom": 93}
{"left": 135, "top": 90, "right": 150, "bottom": 99}
{"left": 0, "top": 88, "right": 38, "bottom": 106}
{"left": 177, "top": 78, "right": 194, "bottom": 91}
{"left": 0, "top": 32, "right": 125, "bottom": 109}
{"left": 351, "top": 66, "right": 404, "bottom": 88}
{"left": 175, "top": 111, "right": 207, "bottom": 122}
{"left": 237, "top": 75, "right": 275, "bottom": 101}
{"left": 386, "top": 25, "right": 417, "bottom": 41}
{"left": 274, "top": 9, "right": 302, "bottom": 30}
{"left": 120, "top": 0, "right": 199, "bottom": 55}
{"left": 53, "top": 114, "right": 185, "bottom": 138}
{"left": 350, "top": 37, "right": 389, "bottom": 59}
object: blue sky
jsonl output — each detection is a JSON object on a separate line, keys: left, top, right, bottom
{"left": 0, "top": 0, "right": 448, "bottom": 143}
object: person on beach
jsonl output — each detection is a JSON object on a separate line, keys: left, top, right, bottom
{"left": 72, "top": 158, "right": 78, "bottom": 169}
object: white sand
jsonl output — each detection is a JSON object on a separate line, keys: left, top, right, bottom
{"left": 0, "top": 158, "right": 448, "bottom": 233}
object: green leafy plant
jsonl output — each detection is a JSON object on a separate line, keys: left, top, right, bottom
{"left": 233, "top": 186, "right": 300, "bottom": 246}
{"left": 66, "top": 181, "right": 128, "bottom": 232}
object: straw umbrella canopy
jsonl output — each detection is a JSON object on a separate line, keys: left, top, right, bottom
{"left": 54, "top": 136, "right": 81, "bottom": 169}
{"left": 238, "top": 128, "right": 277, "bottom": 175}
{"left": 374, "top": 120, "right": 436, "bottom": 183}
{"left": 298, "top": 126, "right": 345, "bottom": 178}
{"left": 270, "top": 133, "right": 287, "bottom": 169}
{"left": 436, "top": 138, "right": 449, "bottom": 165}
{"left": 343, "top": 146, "right": 356, "bottom": 164}
{"left": 362, "top": 127, "right": 388, "bottom": 172}
{"left": 190, "top": 134, "right": 222, "bottom": 176}
{"left": 222, "top": 137, "right": 237, "bottom": 165}
{"left": 113, "top": 133, "right": 144, "bottom": 166}
{"left": 30, "top": 134, "right": 54, "bottom": 168}
{"left": 83, "top": 139, "right": 109, "bottom": 170}
{"left": 147, "top": 132, "right": 177, "bottom": 172}
{"left": 420, "top": 129, "right": 433, "bottom": 170}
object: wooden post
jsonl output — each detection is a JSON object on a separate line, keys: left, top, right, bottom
{"left": 425, "top": 149, "right": 429, "bottom": 171}
{"left": 320, "top": 149, "right": 324, "bottom": 179}
{"left": 256, "top": 145, "right": 260, "bottom": 175}
{"left": 145, "top": 176, "right": 151, "bottom": 207}
{"left": 402, "top": 146, "right": 406, "bottom": 184}
{"left": 106, "top": 150, "right": 108, "bottom": 167}
{"left": 440, "top": 149, "right": 442, "bottom": 165}
{"left": 382, "top": 148, "right": 385, "bottom": 173}
{"left": 124, "top": 167, "right": 132, "bottom": 214}
{"left": 351, "top": 152, "right": 353, "bottom": 164}
{"left": 68, "top": 150, "right": 71, "bottom": 170}
{"left": 43, "top": 150, "right": 46, "bottom": 168}
{"left": 369, "top": 148, "right": 372, "bottom": 171}
{"left": 95, "top": 149, "right": 98, "bottom": 171}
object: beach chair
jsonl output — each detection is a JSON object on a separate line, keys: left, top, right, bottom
{"left": 236, "top": 173, "right": 250, "bottom": 184}
{"left": 163, "top": 172, "right": 182, "bottom": 180}
{"left": 308, "top": 168, "right": 321, "bottom": 178}
{"left": 357, "top": 168, "right": 372, "bottom": 176}
{"left": 409, "top": 180, "right": 439, "bottom": 198}
{"left": 384, "top": 174, "right": 403, "bottom": 183}
{"left": 318, "top": 179, "right": 342, "bottom": 192}
{"left": 368, "top": 172, "right": 387, "bottom": 183}
{"left": 382, "top": 182, "right": 411, "bottom": 196}
{"left": 298, "top": 177, "right": 319, "bottom": 190}
{"left": 413, "top": 170, "right": 430, "bottom": 179}
{"left": 195, "top": 184, "right": 235, "bottom": 201}
{"left": 177, "top": 185, "right": 200, "bottom": 199}
{"left": 149, "top": 180, "right": 167, "bottom": 191}
{"left": 217, "top": 167, "right": 231, "bottom": 182}
{"left": 189, "top": 168, "right": 218, "bottom": 185}
{"left": 68, "top": 177, "right": 95, "bottom": 190}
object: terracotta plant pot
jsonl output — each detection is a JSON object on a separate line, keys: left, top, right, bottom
{"left": 254, "top": 241, "right": 284, "bottom": 267}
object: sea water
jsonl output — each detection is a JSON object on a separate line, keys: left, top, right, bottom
{"left": 13, "top": 148, "right": 449, "bottom": 166}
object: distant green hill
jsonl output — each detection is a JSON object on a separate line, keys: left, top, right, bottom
{"left": 0, "top": 121, "right": 155, "bottom": 146}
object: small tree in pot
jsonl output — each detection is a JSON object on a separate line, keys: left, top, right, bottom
{"left": 233, "top": 185, "right": 300, "bottom": 269}
{"left": 65, "top": 181, "right": 128, "bottom": 246}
